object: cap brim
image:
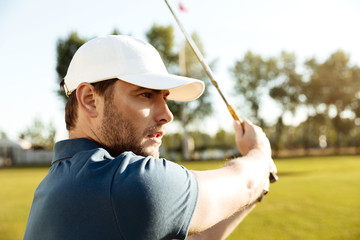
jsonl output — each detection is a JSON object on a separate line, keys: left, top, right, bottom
{"left": 118, "top": 73, "right": 205, "bottom": 101}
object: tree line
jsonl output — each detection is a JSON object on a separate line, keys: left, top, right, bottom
{"left": 235, "top": 49, "right": 360, "bottom": 154}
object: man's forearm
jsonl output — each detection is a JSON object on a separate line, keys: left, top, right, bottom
{"left": 187, "top": 202, "right": 257, "bottom": 240}
{"left": 188, "top": 151, "right": 271, "bottom": 234}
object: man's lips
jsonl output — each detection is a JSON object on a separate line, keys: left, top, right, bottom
{"left": 147, "top": 131, "right": 165, "bottom": 144}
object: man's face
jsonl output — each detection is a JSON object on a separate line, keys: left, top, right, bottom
{"left": 98, "top": 80, "right": 173, "bottom": 158}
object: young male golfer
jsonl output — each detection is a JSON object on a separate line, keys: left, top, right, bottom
{"left": 24, "top": 35, "right": 276, "bottom": 240}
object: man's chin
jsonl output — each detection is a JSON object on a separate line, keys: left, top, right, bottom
{"left": 145, "top": 150, "right": 160, "bottom": 159}
{"left": 142, "top": 146, "right": 160, "bottom": 158}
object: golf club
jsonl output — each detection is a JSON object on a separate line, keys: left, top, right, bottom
{"left": 164, "top": 0, "right": 278, "bottom": 184}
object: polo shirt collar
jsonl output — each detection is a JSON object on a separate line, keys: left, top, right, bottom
{"left": 52, "top": 138, "right": 103, "bottom": 165}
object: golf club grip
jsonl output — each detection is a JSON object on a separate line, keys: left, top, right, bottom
{"left": 270, "top": 172, "right": 278, "bottom": 183}
{"left": 259, "top": 172, "right": 278, "bottom": 202}
{"left": 227, "top": 105, "right": 241, "bottom": 122}
{"left": 227, "top": 105, "right": 248, "bottom": 131}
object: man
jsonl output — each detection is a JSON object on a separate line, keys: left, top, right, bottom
{"left": 24, "top": 35, "right": 276, "bottom": 240}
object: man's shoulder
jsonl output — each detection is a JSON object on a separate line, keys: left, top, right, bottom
{"left": 111, "top": 153, "right": 199, "bottom": 240}
{"left": 116, "top": 152, "right": 188, "bottom": 177}
{"left": 113, "top": 153, "right": 197, "bottom": 198}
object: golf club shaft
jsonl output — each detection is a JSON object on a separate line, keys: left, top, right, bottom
{"left": 164, "top": 0, "right": 278, "bottom": 184}
{"left": 164, "top": 0, "right": 241, "bottom": 123}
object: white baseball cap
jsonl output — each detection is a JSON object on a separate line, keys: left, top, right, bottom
{"left": 63, "top": 35, "right": 205, "bottom": 101}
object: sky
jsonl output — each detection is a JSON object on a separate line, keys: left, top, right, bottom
{"left": 1, "top": 0, "right": 359, "bottom": 142}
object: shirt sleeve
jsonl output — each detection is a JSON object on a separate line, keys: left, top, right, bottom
{"left": 111, "top": 153, "right": 199, "bottom": 240}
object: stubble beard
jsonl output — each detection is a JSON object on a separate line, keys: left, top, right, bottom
{"left": 99, "top": 100, "right": 160, "bottom": 158}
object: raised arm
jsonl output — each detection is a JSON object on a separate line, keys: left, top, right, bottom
{"left": 187, "top": 120, "right": 275, "bottom": 237}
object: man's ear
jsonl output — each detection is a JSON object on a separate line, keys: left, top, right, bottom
{"left": 76, "top": 83, "right": 100, "bottom": 118}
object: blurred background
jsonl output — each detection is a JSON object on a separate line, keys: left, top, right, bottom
{"left": 1, "top": 0, "right": 360, "bottom": 157}
{"left": 0, "top": 0, "right": 359, "bottom": 239}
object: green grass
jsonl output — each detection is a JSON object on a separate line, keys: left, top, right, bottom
{"left": 1, "top": 156, "right": 359, "bottom": 239}
{"left": 183, "top": 156, "right": 360, "bottom": 240}
{"left": 0, "top": 167, "right": 48, "bottom": 240}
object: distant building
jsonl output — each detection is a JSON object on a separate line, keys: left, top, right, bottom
{"left": 0, "top": 136, "right": 24, "bottom": 167}
{"left": 0, "top": 136, "right": 52, "bottom": 167}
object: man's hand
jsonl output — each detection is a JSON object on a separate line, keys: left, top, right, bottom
{"left": 233, "top": 120, "right": 277, "bottom": 195}
{"left": 233, "top": 120, "right": 272, "bottom": 157}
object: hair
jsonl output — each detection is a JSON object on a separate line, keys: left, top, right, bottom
{"left": 64, "top": 79, "right": 118, "bottom": 131}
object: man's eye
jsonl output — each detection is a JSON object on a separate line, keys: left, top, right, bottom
{"left": 141, "top": 92, "right": 152, "bottom": 98}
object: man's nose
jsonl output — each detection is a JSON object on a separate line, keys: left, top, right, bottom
{"left": 155, "top": 99, "right": 174, "bottom": 124}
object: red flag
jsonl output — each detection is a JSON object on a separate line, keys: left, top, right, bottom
{"left": 179, "top": 2, "right": 188, "bottom": 12}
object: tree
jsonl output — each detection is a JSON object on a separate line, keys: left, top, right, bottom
{"left": 304, "top": 50, "right": 360, "bottom": 148}
{"left": 268, "top": 52, "right": 304, "bottom": 154}
{"left": 231, "top": 51, "right": 279, "bottom": 127}
{"left": 190, "top": 131, "right": 213, "bottom": 151}
{"left": 19, "top": 118, "right": 56, "bottom": 150}
{"left": 56, "top": 32, "right": 87, "bottom": 102}
{"left": 0, "top": 130, "right": 6, "bottom": 138}
{"left": 269, "top": 52, "right": 303, "bottom": 114}
{"left": 176, "top": 33, "right": 213, "bottom": 130}
{"left": 213, "top": 129, "right": 235, "bottom": 150}
{"left": 146, "top": 24, "right": 213, "bottom": 160}
{"left": 145, "top": 24, "right": 177, "bottom": 70}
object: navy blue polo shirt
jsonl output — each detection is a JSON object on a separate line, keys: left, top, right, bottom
{"left": 24, "top": 138, "right": 198, "bottom": 240}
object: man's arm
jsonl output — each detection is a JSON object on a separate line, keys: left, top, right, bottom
{"left": 187, "top": 120, "right": 275, "bottom": 236}
{"left": 187, "top": 202, "right": 257, "bottom": 240}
